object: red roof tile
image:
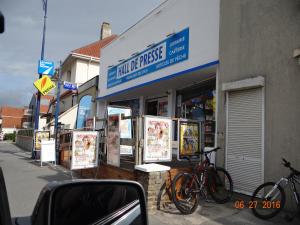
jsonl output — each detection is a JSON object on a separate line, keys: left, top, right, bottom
{"left": 71, "top": 35, "right": 118, "bottom": 58}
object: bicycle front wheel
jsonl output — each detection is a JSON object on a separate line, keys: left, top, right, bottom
{"left": 251, "top": 182, "right": 285, "bottom": 220}
{"left": 171, "top": 172, "right": 200, "bottom": 214}
{"left": 207, "top": 167, "right": 233, "bottom": 203}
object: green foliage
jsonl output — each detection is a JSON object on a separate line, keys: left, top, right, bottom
{"left": 4, "top": 133, "right": 16, "bottom": 142}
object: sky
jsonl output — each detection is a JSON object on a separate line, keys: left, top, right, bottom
{"left": 0, "top": 0, "right": 164, "bottom": 107}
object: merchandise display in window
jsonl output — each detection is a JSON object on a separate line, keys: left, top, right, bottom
{"left": 177, "top": 81, "right": 216, "bottom": 147}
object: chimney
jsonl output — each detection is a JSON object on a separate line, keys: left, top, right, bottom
{"left": 100, "top": 22, "right": 111, "bottom": 40}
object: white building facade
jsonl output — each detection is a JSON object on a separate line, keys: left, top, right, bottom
{"left": 97, "top": 0, "right": 220, "bottom": 149}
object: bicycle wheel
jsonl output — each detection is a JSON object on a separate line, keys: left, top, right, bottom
{"left": 207, "top": 167, "right": 233, "bottom": 203}
{"left": 251, "top": 182, "right": 285, "bottom": 220}
{"left": 171, "top": 172, "right": 200, "bottom": 214}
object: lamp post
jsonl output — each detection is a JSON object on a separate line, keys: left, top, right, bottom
{"left": 54, "top": 61, "right": 62, "bottom": 163}
{"left": 33, "top": 0, "right": 48, "bottom": 158}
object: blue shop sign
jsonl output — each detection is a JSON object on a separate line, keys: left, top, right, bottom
{"left": 63, "top": 81, "right": 78, "bottom": 90}
{"left": 107, "top": 27, "right": 189, "bottom": 88}
{"left": 38, "top": 60, "right": 55, "bottom": 76}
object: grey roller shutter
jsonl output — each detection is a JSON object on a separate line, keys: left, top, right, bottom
{"left": 226, "top": 87, "right": 264, "bottom": 195}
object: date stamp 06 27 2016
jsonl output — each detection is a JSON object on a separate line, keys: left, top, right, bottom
{"left": 234, "top": 200, "right": 281, "bottom": 209}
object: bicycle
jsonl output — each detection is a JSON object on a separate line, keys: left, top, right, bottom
{"left": 171, "top": 147, "right": 233, "bottom": 214}
{"left": 251, "top": 158, "right": 300, "bottom": 220}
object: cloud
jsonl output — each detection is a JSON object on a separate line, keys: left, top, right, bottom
{"left": 11, "top": 16, "right": 39, "bottom": 28}
{"left": 0, "top": 0, "right": 164, "bottom": 108}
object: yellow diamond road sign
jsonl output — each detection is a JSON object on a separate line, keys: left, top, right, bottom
{"left": 34, "top": 75, "right": 56, "bottom": 96}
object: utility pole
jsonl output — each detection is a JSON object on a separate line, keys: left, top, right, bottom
{"left": 33, "top": 0, "right": 48, "bottom": 158}
{"left": 54, "top": 61, "right": 62, "bottom": 163}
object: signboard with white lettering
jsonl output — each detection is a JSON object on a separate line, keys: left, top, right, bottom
{"left": 107, "top": 27, "right": 189, "bottom": 88}
{"left": 63, "top": 81, "right": 78, "bottom": 90}
{"left": 38, "top": 60, "right": 55, "bottom": 76}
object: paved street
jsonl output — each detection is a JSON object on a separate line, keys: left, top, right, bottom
{"left": 0, "top": 142, "right": 73, "bottom": 217}
{"left": 0, "top": 142, "right": 299, "bottom": 224}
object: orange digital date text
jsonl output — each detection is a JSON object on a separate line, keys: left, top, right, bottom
{"left": 234, "top": 200, "right": 281, "bottom": 209}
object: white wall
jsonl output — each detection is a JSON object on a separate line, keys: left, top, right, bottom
{"left": 98, "top": 0, "right": 220, "bottom": 98}
{"left": 46, "top": 104, "right": 78, "bottom": 133}
{"left": 57, "top": 104, "right": 78, "bottom": 129}
{"left": 75, "top": 59, "right": 99, "bottom": 84}
{"left": 39, "top": 117, "right": 47, "bottom": 129}
{"left": 2, "top": 128, "right": 17, "bottom": 134}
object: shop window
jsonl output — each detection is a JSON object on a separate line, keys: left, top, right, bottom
{"left": 146, "top": 97, "right": 168, "bottom": 117}
{"left": 147, "top": 101, "right": 157, "bottom": 116}
{"left": 176, "top": 79, "right": 216, "bottom": 147}
{"left": 109, "top": 99, "right": 139, "bottom": 117}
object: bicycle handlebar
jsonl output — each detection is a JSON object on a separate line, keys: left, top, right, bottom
{"left": 181, "top": 147, "right": 221, "bottom": 162}
{"left": 282, "top": 158, "right": 300, "bottom": 175}
{"left": 200, "top": 147, "right": 221, "bottom": 155}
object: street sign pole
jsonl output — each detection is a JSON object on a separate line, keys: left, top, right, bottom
{"left": 33, "top": 0, "right": 48, "bottom": 158}
{"left": 54, "top": 61, "right": 62, "bottom": 163}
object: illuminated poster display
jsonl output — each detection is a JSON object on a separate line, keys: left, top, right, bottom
{"left": 71, "top": 131, "right": 98, "bottom": 170}
{"left": 107, "top": 106, "right": 133, "bottom": 155}
{"left": 178, "top": 120, "right": 200, "bottom": 160}
{"left": 34, "top": 131, "right": 50, "bottom": 151}
{"left": 144, "top": 116, "right": 172, "bottom": 162}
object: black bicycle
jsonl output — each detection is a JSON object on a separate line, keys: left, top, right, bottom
{"left": 251, "top": 158, "right": 300, "bottom": 220}
{"left": 171, "top": 147, "right": 233, "bottom": 214}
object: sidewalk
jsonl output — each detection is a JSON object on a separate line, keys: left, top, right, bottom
{"left": 0, "top": 142, "right": 73, "bottom": 217}
{"left": 0, "top": 142, "right": 299, "bottom": 224}
{"left": 149, "top": 199, "right": 300, "bottom": 225}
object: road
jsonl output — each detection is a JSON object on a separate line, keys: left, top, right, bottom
{"left": 0, "top": 142, "right": 73, "bottom": 217}
{"left": 0, "top": 142, "right": 299, "bottom": 224}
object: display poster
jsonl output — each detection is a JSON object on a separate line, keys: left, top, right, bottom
{"left": 34, "top": 131, "right": 50, "bottom": 151}
{"left": 41, "top": 140, "right": 56, "bottom": 165}
{"left": 107, "top": 106, "right": 133, "bottom": 155}
{"left": 144, "top": 116, "right": 172, "bottom": 162}
{"left": 178, "top": 120, "right": 200, "bottom": 160}
{"left": 107, "top": 115, "right": 120, "bottom": 167}
{"left": 71, "top": 131, "right": 98, "bottom": 170}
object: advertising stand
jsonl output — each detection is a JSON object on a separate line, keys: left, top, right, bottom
{"left": 178, "top": 119, "right": 201, "bottom": 160}
{"left": 143, "top": 116, "right": 172, "bottom": 162}
{"left": 107, "top": 106, "right": 133, "bottom": 155}
{"left": 33, "top": 130, "right": 50, "bottom": 159}
{"left": 106, "top": 114, "right": 121, "bottom": 167}
{"left": 40, "top": 139, "right": 56, "bottom": 167}
{"left": 71, "top": 131, "right": 99, "bottom": 170}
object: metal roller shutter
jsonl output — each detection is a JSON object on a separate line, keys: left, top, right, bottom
{"left": 226, "top": 87, "right": 264, "bottom": 195}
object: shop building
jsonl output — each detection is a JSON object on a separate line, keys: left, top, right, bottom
{"left": 217, "top": 0, "right": 300, "bottom": 195}
{"left": 97, "top": 0, "right": 220, "bottom": 149}
{"left": 96, "top": 0, "right": 299, "bottom": 201}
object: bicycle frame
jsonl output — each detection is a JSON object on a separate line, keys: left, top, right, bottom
{"left": 289, "top": 175, "right": 300, "bottom": 207}
{"left": 265, "top": 174, "right": 300, "bottom": 207}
